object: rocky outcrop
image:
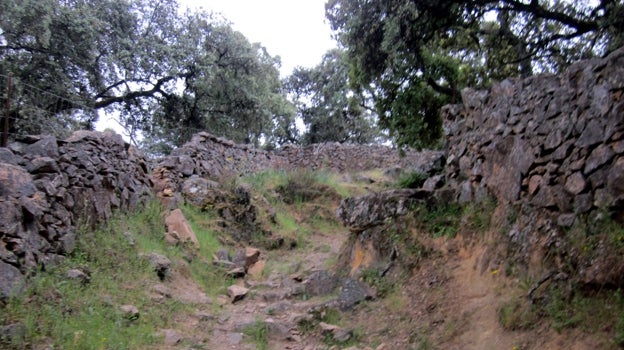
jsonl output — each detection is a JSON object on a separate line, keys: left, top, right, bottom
{"left": 337, "top": 189, "right": 432, "bottom": 233}
{"left": 0, "top": 131, "right": 152, "bottom": 299}
{"left": 441, "top": 47, "right": 624, "bottom": 284}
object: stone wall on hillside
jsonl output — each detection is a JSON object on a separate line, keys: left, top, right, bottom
{"left": 151, "top": 132, "right": 285, "bottom": 208}
{"left": 0, "top": 131, "right": 152, "bottom": 299}
{"left": 275, "top": 143, "right": 444, "bottom": 173}
{"left": 441, "top": 47, "right": 624, "bottom": 284}
{"left": 152, "top": 131, "right": 444, "bottom": 208}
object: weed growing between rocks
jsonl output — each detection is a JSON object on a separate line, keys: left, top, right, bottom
{"left": 498, "top": 297, "right": 541, "bottom": 331}
{"left": 410, "top": 196, "right": 497, "bottom": 239}
{"left": 242, "top": 318, "right": 270, "bottom": 350}
{"left": 415, "top": 202, "right": 463, "bottom": 238}
{"left": 396, "top": 171, "right": 429, "bottom": 189}
{"left": 236, "top": 168, "right": 351, "bottom": 250}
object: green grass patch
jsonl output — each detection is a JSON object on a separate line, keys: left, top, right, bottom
{"left": 243, "top": 318, "right": 270, "bottom": 350}
{"left": 498, "top": 298, "right": 540, "bottom": 331}
{"left": 396, "top": 171, "right": 428, "bottom": 189}
{"left": 539, "top": 287, "right": 624, "bottom": 336}
{"left": 416, "top": 202, "right": 463, "bottom": 238}
{"left": 0, "top": 199, "right": 227, "bottom": 349}
{"left": 2, "top": 206, "right": 169, "bottom": 348}
{"left": 464, "top": 197, "right": 497, "bottom": 233}
{"left": 361, "top": 267, "right": 395, "bottom": 298}
{"left": 179, "top": 204, "right": 233, "bottom": 297}
{"left": 412, "top": 196, "right": 497, "bottom": 238}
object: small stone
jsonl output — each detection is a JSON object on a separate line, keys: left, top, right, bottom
{"left": 247, "top": 260, "right": 266, "bottom": 279}
{"left": 0, "top": 261, "right": 24, "bottom": 300}
{"left": 214, "top": 249, "right": 231, "bottom": 262}
{"left": 227, "top": 285, "right": 249, "bottom": 303}
{"left": 305, "top": 270, "right": 339, "bottom": 297}
{"left": 338, "top": 278, "right": 375, "bottom": 310}
{"left": 564, "top": 172, "right": 586, "bottom": 195}
{"left": 422, "top": 175, "right": 444, "bottom": 191}
{"left": 319, "top": 322, "right": 352, "bottom": 343}
{"left": 26, "top": 157, "right": 59, "bottom": 174}
{"left": 152, "top": 284, "right": 172, "bottom": 298}
{"left": 120, "top": 304, "right": 139, "bottom": 321}
{"left": 163, "top": 329, "right": 181, "bottom": 346}
{"left": 233, "top": 247, "right": 261, "bottom": 269}
{"left": 227, "top": 332, "right": 243, "bottom": 345}
{"left": 584, "top": 144, "right": 615, "bottom": 175}
{"left": 145, "top": 253, "right": 171, "bottom": 281}
{"left": 332, "top": 328, "right": 352, "bottom": 342}
{"left": 574, "top": 193, "right": 593, "bottom": 213}
{"left": 217, "top": 295, "right": 229, "bottom": 306}
{"left": 245, "top": 247, "right": 261, "bottom": 266}
{"left": 557, "top": 213, "right": 576, "bottom": 227}
{"left": 225, "top": 267, "right": 246, "bottom": 278}
{"left": 196, "top": 312, "right": 215, "bottom": 322}
{"left": 66, "top": 269, "right": 90, "bottom": 284}
{"left": 319, "top": 322, "right": 340, "bottom": 332}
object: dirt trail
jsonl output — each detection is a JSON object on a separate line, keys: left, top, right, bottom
{"left": 204, "top": 231, "right": 347, "bottom": 350}
{"left": 152, "top": 206, "right": 614, "bottom": 350}
{"left": 445, "top": 244, "right": 525, "bottom": 350}
{"left": 155, "top": 228, "right": 613, "bottom": 350}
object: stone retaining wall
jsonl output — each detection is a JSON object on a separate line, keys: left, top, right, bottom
{"left": 275, "top": 143, "right": 443, "bottom": 173}
{"left": 443, "top": 47, "right": 623, "bottom": 220}
{"left": 0, "top": 131, "right": 152, "bottom": 298}
{"left": 441, "top": 47, "right": 624, "bottom": 283}
{"left": 152, "top": 131, "right": 443, "bottom": 207}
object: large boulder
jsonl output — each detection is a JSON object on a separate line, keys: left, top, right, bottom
{"left": 336, "top": 189, "right": 431, "bottom": 233}
{"left": 164, "top": 209, "right": 199, "bottom": 248}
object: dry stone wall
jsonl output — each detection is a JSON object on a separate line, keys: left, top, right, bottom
{"left": 442, "top": 47, "right": 624, "bottom": 284}
{"left": 0, "top": 131, "right": 152, "bottom": 299}
{"left": 443, "top": 47, "right": 624, "bottom": 219}
{"left": 151, "top": 132, "right": 284, "bottom": 208}
{"left": 152, "top": 131, "right": 444, "bottom": 208}
{"left": 275, "top": 143, "right": 444, "bottom": 173}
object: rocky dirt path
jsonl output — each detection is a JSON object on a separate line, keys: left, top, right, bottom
{"left": 444, "top": 244, "right": 525, "bottom": 350}
{"left": 150, "top": 229, "right": 614, "bottom": 350}
{"left": 204, "top": 231, "right": 348, "bottom": 350}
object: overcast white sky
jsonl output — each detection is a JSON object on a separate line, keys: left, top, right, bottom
{"left": 181, "top": 0, "right": 337, "bottom": 76}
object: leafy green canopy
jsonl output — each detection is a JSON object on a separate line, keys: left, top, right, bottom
{"left": 285, "top": 49, "right": 382, "bottom": 145}
{"left": 0, "top": 0, "right": 295, "bottom": 149}
{"left": 326, "top": 0, "right": 624, "bottom": 149}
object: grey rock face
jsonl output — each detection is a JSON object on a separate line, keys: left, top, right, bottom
{"left": 336, "top": 189, "right": 431, "bottom": 233}
{"left": 338, "top": 278, "right": 375, "bottom": 310}
{"left": 0, "top": 261, "right": 24, "bottom": 301}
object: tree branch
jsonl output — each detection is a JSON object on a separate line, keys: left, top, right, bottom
{"left": 93, "top": 75, "right": 179, "bottom": 109}
{"left": 498, "top": 0, "right": 599, "bottom": 32}
{"left": 426, "top": 77, "right": 460, "bottom": 102}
